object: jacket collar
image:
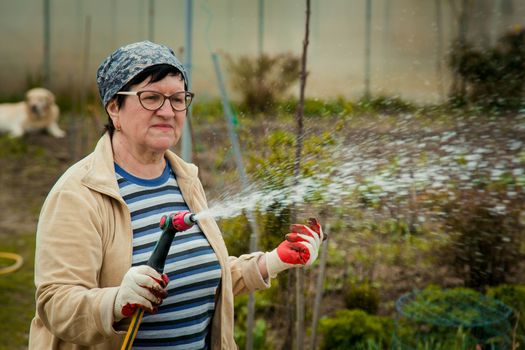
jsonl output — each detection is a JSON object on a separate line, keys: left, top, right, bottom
{"left": 82, "top": 133, "right": 200, "bottom": 210}
{"left": 81, "top": 133, "right": 121, "bottom": 200}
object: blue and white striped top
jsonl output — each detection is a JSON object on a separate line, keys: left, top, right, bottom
{"left": 115, "top": 161, "right": 222, "bottom": 350}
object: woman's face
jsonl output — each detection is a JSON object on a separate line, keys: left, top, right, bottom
{"left": 109, "top": 74, "right": 186, "bottom": 156}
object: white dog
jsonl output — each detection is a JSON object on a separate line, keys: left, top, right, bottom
{"left": 0, "top": 87, "right": 65, "bottom": 138}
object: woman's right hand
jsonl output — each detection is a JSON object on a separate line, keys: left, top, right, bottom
{"left": 113, "top": 265, "right": 169, "bottom": 322}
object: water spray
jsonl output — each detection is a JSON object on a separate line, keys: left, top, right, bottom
{"left": 120, "top": 210, "right": 197, "bottom": 350}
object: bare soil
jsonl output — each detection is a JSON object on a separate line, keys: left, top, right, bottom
{"left": 0, "top": 132, "right": 71, "bottom": 237}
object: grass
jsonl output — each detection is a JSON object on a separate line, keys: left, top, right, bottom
{"left": 0, "top": 232, "right": 36, "bottom": 350}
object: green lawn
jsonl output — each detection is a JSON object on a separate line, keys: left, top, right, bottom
{"left": 0, "top": 232, "right": 36, "bottom": 350}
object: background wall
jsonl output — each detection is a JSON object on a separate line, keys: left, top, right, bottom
{"left": 1, "top": 0, "right": 524, "bottom": 103}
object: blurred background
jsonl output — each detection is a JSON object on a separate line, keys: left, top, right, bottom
{"left": 0, "top": 1, "right": 525, "bottom": 350}
{"left": 2, "top": 0, "right": 524, "bottom": 102}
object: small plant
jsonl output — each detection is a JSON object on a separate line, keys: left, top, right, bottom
{"left": 344, "top": 281, "right": 381, "bottom": 315}
{"left": 218, "top": 212, "right": 251, "bottom": 257}
{"left": 355, "top": 95, "right": 416, "bottom": 114}
{"left": 393, "top": 326, "right": 483, "bottom": 350}
{"left": 257, "top": 203, "right": 291, "bottom": 252}
{"left": 234, "top": 297, "right": 271, "bottom": 350}
{"left": 226, "top": 53, "right": 300, "bottom": 114}
{"left": 439, "top": 188, "right": 524, "bottom": 290}
{"left": 0, "top": 135, "right": 29, "bottom": 156}
{"left": 189, "top": 98, "right": 225, "bottom": 122}
{"left": 399, "top": 287, "right": 499, "bottom": 325}
{"left": 487, "top": 284, "right": 525, "bottom": 344}
{"left": 318, "top": 309, "right": 392, "bottom": 350}
{"left": 278, "top": 97, "right": 353, "bottom": 117}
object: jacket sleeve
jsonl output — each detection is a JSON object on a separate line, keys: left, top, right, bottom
{"left": 228, "top": 252, "right": 271, "bottom": 296}
{"left": 34, "top": 188, "right": 120, "bottom": 345}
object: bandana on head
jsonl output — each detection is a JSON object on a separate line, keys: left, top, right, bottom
{"left": 96, "top": 41, "right": 187, "bottom": 107}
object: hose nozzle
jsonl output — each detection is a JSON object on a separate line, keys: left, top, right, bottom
{"left": 160, "top": 210, "right": 197, "bottom": 233}
{"left": 148, "top": 211, "right": 197, "bottom": 273}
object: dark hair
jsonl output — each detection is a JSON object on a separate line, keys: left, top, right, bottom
{"left": 103, "top": 64, "right": 184, "bottom": 136}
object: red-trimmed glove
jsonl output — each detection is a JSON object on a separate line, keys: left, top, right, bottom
{"left": 265, "top": 218, "right": 324, "bottom": 278}
{"left": 113, "top": 265, "right": 170, "bottom": 322}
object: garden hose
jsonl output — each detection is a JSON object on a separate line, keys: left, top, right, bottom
{"left": 120, "top": 211, "right": 197, "bottom": 350}
{"left": 0, "top": 251, "right": 24, "bottom": 275}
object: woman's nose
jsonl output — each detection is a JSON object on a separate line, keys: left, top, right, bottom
{"left": 156, "top": 98, "right": 175, "bottom": 116}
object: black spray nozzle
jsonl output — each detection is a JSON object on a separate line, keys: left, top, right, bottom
{"left": 147, "top": 211, "right": 197, "bottom": 273}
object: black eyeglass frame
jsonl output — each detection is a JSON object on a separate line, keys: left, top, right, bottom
{"left": 116, "top": 90, "right": 195, "bottom": 111}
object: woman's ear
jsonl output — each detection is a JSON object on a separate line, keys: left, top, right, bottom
{"left": 106, "top": 99, "right": 119, "bottom": 118}
{"left": 106, "top": 99, "right": 120, "bottom": 127}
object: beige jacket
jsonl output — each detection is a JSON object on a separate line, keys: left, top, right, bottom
{"left": 29, "top": 133, "right": 270, "bottom": 349}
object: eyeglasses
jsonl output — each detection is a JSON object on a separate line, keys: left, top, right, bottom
{"left": 116, "top": 90, "right": 195, "bottom": 111}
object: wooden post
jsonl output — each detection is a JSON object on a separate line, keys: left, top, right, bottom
{"left": 181, "top": 0, "right": 193, "bottom": 162}
{"left": 435, "top": 0, "right": 445, "bottom": 101}
{"left": 79, "top": 15, "right": 91, "bottom": 157}
{"left": 364, "top": 0, "right": 372, "bottom": 98}
{"left": 293, "top": 1, "right": 311, "bottom": 349}
{"left": 148, "top": 0, "right": 155, "bottom": 41}
{"left": 211, "top": 54, "right": 261, "bottom": 350}
{"left": 43, "top": 0, "right": 51, "bottom": 88}
{"left": 258, "top": 0, "right": 265, "bottom": 57}
{"left": 309, "top": 223, "right": 330, "bottom": 350}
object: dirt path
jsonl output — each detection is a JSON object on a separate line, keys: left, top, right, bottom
{"left": 0, "top": 133, "right": 72, "bottom": 237}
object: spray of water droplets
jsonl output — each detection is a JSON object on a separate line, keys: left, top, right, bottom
{"left": 195, "top": 113, "right": 524, "bottom": 222}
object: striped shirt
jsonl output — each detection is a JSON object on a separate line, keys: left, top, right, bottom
{"left": 115, "top": 161, "right": 222, "bottom": 350}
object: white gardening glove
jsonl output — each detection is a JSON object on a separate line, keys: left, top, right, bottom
{"left": 265, "top": 218, "right": 324, "bottom": 278}
{"left": 113, "top": 265, "right": 169, "bottom": 322}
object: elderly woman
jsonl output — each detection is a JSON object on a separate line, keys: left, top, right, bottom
{"left": 28, "top": 41, "right": 323, "bottom": 350}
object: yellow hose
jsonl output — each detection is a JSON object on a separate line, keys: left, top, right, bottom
{"left": 120, "top": 308, "right": 145, "bottom": 350}
{"left": 0, "top": 252, "right": 24, "bottom": 275}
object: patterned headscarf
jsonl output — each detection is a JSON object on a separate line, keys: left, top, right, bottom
{"left": 96, "top": 41, "right": 187, "bottom": 107}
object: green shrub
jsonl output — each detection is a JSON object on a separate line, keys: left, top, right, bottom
{"left": 191, "top": 98, "right": 225, "bottom": 122}
{"left": 399, "top": 286, "right": 493, "bottom": 326}
{"left": 393, "top": 326, "right": 483, "bottom": 350}
{"left": 318, "top": 309, "right": 392, "bottom": 350}
{"left": 246, "top": 128, "right": 337, "bottom": 193}
{"left": 395, "top": 286, "right": 513, "bottom": 349}
{"left": 448, "top": 27, "right": 525, "bottom": 112}
{"left": 355, "top": 95, "right": 416, "bottom": 115}
{"left": 344, "top": 282, "right": 381, "bottom": 314}
{"left": 226, "top": 53, "right": 300, "bottom": 114}
{"left": 486, "top": 284, "right": 525, "bottom": 343}
{"left": 247, "top": 129, "right": 295, "bottom": 189}
{"left": 323, "top": 97, "right": 354, "bottom": 116}
{"left": 278, "top": 97, "right": 353, "bottom": 117}
{"left": 219, "top": 213, "right": 251, "bottom": 257}
{"left": 439, "top": 188, "right": 524, "bottom": 289}
{"left": 309, "top": 97, "right": 353, "bottom": 117}
{"left": 233, "top": 294, "right": 273, "bottom": 350}
{"left": 303, "top": 98, "right": 327, "bottom": 117}
{"left": 257, "top": 204, "right": 291, "bottom": 252}
{"left": 234, "top": 317, "right": 270, "bottom": 350}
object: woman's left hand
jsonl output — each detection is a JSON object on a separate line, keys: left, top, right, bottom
{"left": 264, "top": 218, "right": 324, "bottom": 278}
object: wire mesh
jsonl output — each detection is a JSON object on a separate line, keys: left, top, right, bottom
{"left": 393, "top": 288, "right": 513, "bottom": 350}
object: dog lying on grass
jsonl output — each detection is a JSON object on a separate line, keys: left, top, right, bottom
{"left": 0, "top": 87, "right": 66, "bottom": 138}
